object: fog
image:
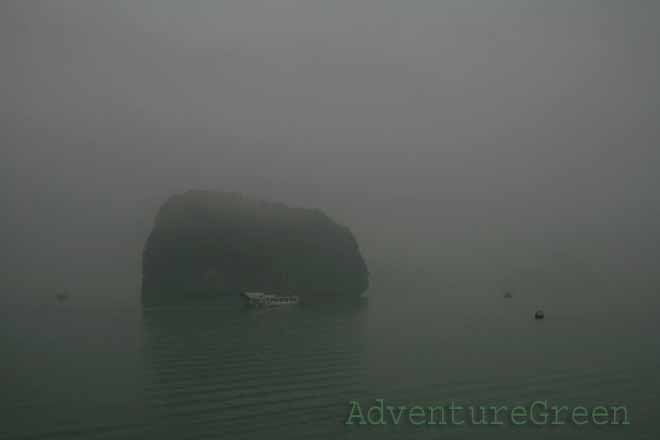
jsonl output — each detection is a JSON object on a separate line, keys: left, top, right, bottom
{"left": 2, "top": 1, "right": 659, "bottom": 305}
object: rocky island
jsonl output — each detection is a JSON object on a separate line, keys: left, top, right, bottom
{"left": 141, "top": 190, "right": 369, "bottom": 305}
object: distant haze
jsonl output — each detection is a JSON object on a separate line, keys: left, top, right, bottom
{"left": 2, "top": 1, "right": 659, "bottom": 304}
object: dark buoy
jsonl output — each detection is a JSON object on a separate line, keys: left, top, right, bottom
{"left": 504, "top": 291, "right": 513, "bottom": 298}
{"left": 534, "top": 310, "right": 544, "bottom": 320}
{"left": 56, "top": 292, "right": 68, "bottom": 302}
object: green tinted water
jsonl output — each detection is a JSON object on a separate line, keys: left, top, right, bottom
{"left": 2, "top": 279, "right": 658, "bottom": 439}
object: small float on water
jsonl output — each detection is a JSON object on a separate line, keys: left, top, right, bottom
{"left": 534, "top": 310, "right": 545, "bottom": 320}
{"left": 503, "top": 291, "right": 513, "bottom": 298}
{"left": 241, "top": 292, "right": 300, "bottom": 307}
{"left": 56, "top": 292, "right": 69, "bottom": 302}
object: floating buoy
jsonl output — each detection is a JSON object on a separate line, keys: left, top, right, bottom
{"left": 534, "top": 310, "right": 544, "bottom": 320}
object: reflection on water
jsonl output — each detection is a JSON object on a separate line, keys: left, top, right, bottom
{"left": 141, "top": 299, "right": 370, "bottom": 439}
{"left": 1, "top": 285, "right": 659, "bottom": 440}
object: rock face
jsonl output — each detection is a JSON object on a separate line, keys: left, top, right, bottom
{"left": 141, "top": 191, "right": 369, "bottom": 304}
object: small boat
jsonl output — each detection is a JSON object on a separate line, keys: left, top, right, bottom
{"left": 534, "top": 310, "right": 545, "bottom": 319}
{"left": 241, "top": 292, "right": 300, "bottom": 307}
{"left": 56, "top": 292, "right": 69, "bottom": 302}
{"left": 503, "top": 291, "right": 513, "bottom": 298}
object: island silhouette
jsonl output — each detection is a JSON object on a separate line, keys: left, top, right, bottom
{"left": 141, "top": 190, "right": 369, "bottom": 305}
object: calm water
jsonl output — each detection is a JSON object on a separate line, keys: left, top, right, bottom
{"left": 2, "top": 271, "right": 659, "bottom": 439}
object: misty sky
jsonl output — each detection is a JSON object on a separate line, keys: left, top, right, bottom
{"left": 2, "top": 1, "right": 659, "bottom": 303}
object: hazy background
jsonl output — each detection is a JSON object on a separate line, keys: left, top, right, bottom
{"left": 2, "top": 0, "right": 659, "bottom": 306}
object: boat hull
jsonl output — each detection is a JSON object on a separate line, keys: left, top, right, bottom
{"left": 241, "top": 292, "right": 300, "bottom": 307}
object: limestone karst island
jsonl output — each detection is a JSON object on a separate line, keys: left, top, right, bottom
{"left": 141, "top": 190, "right": 369, "bottom": 305}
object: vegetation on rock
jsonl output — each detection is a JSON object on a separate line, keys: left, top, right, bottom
{"left": 142, "top": 191, "right": 369, "bottom": 304}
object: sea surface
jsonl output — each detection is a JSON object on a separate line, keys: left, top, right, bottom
{"left": 2, "top": 270, "right": 659, "bottom": 439}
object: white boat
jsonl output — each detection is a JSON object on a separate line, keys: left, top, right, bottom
{"left": 241, "top": 292, "right": 300, "bottom": 307}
